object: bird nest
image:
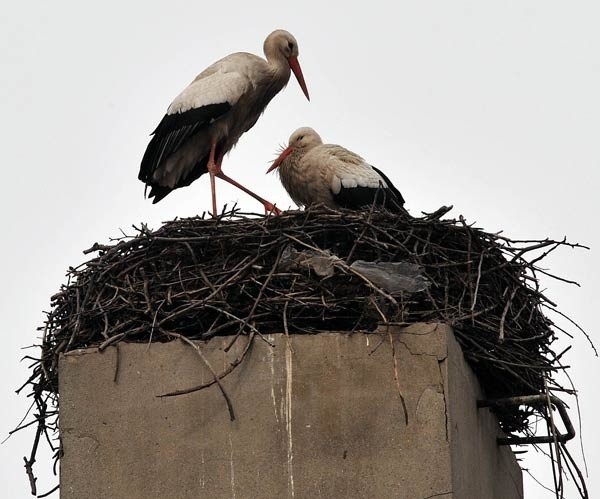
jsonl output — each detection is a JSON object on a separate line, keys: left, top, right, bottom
{"left": 19, "top": 205, "right": 592, "bottom": 496}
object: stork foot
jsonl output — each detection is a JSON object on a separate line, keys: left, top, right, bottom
{"left": 264, "top": 202, "right": 281, "bottom": 216}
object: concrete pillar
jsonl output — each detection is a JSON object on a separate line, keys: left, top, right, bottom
{"left": 59, "top": 323, "right": 523, "bottom": 499}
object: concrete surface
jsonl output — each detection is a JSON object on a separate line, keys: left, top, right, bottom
{"left": 59, "top": 324, "right": 523, "bottom": 499}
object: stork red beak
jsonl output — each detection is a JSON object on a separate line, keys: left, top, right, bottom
{"left": 267, "top": 146, "right": 293, "bottom": 173}
{"left": 288, "top": 56, "right": 310, "bottom": 101}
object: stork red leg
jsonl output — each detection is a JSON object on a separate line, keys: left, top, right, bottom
{"left": 215, "top": 170, "right": 281, "bottom": 215}
{"left": 206, "top": 141, "right": 219, "bottom": 216}
{"left": 207, "top": 139, "right": 280, "bottom": 215}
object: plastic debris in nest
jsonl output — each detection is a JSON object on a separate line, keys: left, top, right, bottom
{"left": 281, "top": 245, "right": 430, "bottom": 294}
{"left": 350, "top": 261, "right": 430, "bottom": 294}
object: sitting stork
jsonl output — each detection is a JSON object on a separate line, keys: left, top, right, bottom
{"left": 267, "top": 127, "right": 406, "bottom": 212}
{"left": 139, "top": 30, "right": 310, "bottom": 215}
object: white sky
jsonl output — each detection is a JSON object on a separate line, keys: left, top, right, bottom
{"left": 1, "top": 1, "right": 599, "bottom": 497}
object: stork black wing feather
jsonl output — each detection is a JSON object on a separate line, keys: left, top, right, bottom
{"left": 371, "top": 166, "right": 405, "bottom": 206}
{"left": 332, "top": 167, "right": 405, "bottom": 212}
{"left": 138, "top": 103, "right": 231, "bottom": 183}
{"left": 332, "top": 186, "right": 398, "bottom": 211}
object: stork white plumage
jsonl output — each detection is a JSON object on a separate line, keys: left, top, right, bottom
{"left": 267, "top": 127, "right": 406, "bottom": 211}
{"left": 138, "top": 30, "right": 310, "bottom": 215}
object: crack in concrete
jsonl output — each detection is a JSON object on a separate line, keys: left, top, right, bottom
{"left": 61, "top": 428, "right": 100, "bottom": 452}
{"left": 422, "top": 491, "right": 453, "bottom": 499}
{"left": 437, "top": 359, "right": 450, "bottom": 443}
{"left": 388, "top": 331, "right": 409, "bottom": 425}
{"left": 396, "top": 339, "right": 446, "bottom": 361}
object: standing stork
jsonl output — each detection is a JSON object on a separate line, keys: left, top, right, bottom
{"left": 138, "top": 30, "right": 310, "bottom": 215}
{"left": 267, "top": 127, "right": 406, "bottom": 211}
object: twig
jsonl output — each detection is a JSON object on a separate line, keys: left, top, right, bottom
{"left": 498, "top": 288, "right": 518, "bottom": 343}
{"left": 37, "top": 484, "right": 60, "bottom": 498}
{"left": 158, "top": 331, "right": 255, "bottom": 398}
{"left": 162, "top": 331, "right": 236, "bottom": 421}
{"left": 113, "top": 344, "right": 121, "bottom": 384}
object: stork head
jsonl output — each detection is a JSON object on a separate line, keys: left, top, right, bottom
{"left": 267, "top": 127, "right": 323, "bottom": 173}
{"left": 264, "top": 30, "right": 310, "bottom": 101}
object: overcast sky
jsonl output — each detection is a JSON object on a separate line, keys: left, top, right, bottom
{"left": 1, "top": 1, "right": 599, "bottom": 497}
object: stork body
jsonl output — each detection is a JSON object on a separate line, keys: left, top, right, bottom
{"left": 139, "top": 30, "right": 310, "bottom": 214}
{"left": 268, "top": 128, "right": 405, "bottom": 211}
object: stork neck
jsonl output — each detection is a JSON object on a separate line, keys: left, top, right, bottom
{"left": 267, "top": 54, "right": 291, "bottom": 82}
{"left": 255, "top": 56, "right": 290, "bottom": 105}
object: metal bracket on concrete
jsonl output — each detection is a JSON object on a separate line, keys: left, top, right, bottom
{"left": 477, "top": 394, "right": 575, "bottom": 446}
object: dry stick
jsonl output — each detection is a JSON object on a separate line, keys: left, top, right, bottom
{"left": 98, "top": 332, "right": 127, "bottom": 351}
{"left": 510, "top": 239, "right": 557, "bottom": 260}
{"left": 560, "top": 443, "right": 589, "bottom": 499}
{"left": 498, "top": 288, "right": 518, "bottom": 343}
{"left": 528, "top": 241, "right": 562, "bottom": 266}
{"left": 113, "top": 343, "right": 121, "bottom": 384}
{"left": 523, "top": 468, "right": 559, "bottom": 495}
{"left": 197, "top": 266, "right": 217, "bottom": 295}
{"left": 283, "top": 299, "right": 290, "bottom": 338}
{"left": 451, "top": 305, "right": 496, "bottom": 323}
{"left": 421, "top": 204, "right": 453, "bottom": 220}
{"left": 158, "top": 331, "right": 255, "bottom": 398}
{"left": 203, "top": 304, "right": 274, "bottom": 347}
{"left": 141, "top": 269, "right": 152, "bottom": 314}
{"left": 369, "top": 296, "right": 388, "bottom": 324}
{"left": 544, "top": 379, "right": 564, "bottom": 499}
{"left": 182, "top": 241, "right": 199, "bottom": 266}
{"left": 460, "top": 217, "right": 475, "bottom": 324}
{"left": 533, "top": 267, "right": 582, "bottom": 287}
{"left": 162, "top": 330, "right": 235, "bottom": 421}
{"left": 470, "top": 250, "right": 486, "bottom": 313}
{"left": 552, "top": 345, "right": 573, "bottom": 364}
{"left": 23, "top": 419, "right": 44, "bottom": 496}
{"left": 148, "top": 301, "right": 165, "bottom": 346}
{"left": 37, "top": 484, "right": 60, "bottom": 498}
{"left": 542, "top": 305, "right": 598, "bottom": 356}
{"left": 83, "top": 242, "right": 113, "bottom": 254}
{"left": 37, "top": 346, "right": 51, "bottom": 396}
{"left": 100, "top": 310, "right": 109, "bottom": 339}
{"left": 3, "top": 400, "right": 36, "bottom": 444}
{"left": 201, "top": 313, "right": 270, "bottom": 340}
{"left": 561, "top": 368, "right": 590, "bottom": 479}
{"left": 494, "top": 234, "right": 582, "bottom": 246}
{"left": 557, "top": 445, "right": 584, "bottom": 498}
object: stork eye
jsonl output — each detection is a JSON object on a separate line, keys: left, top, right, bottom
{"left": 287, "top": 41, "right": 294, "bottom": 51}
